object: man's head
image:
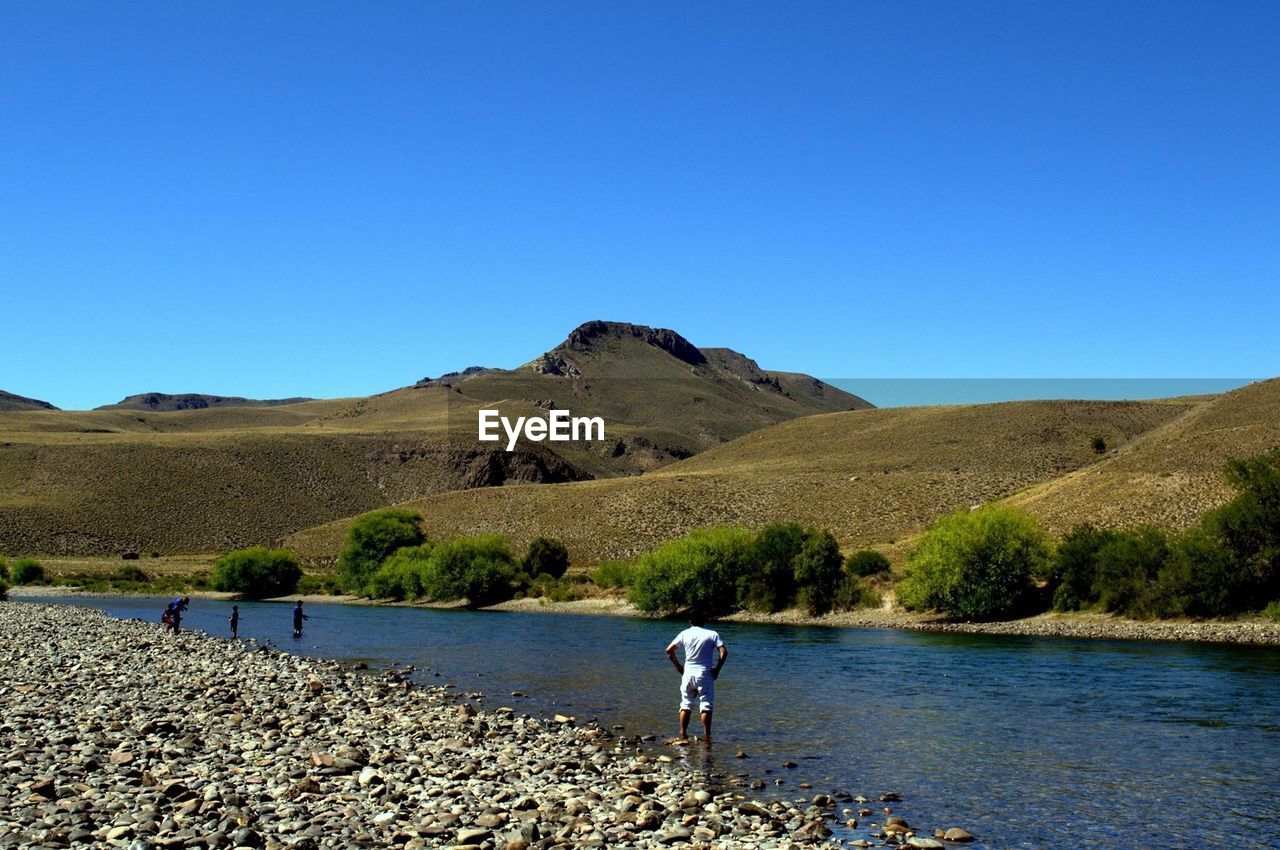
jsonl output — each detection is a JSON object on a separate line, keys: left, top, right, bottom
{"left": 687, "top": 610, "right": 706, "bottom": 627}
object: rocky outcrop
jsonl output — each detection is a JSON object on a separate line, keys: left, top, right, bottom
{"left": 0, "top": 390, "right": 57, "bottom": 411}
{"left": 558, "top": 321, "right": 707, "bottom": 366}
{"left": 98, "top": 393, "right": 313, "bottom": 412}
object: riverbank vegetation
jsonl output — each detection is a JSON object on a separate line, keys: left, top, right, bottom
{"left": 8, "top": 447, "right": 1278, "bottom": 627}
{"left": 899, "top": 448, "right": 1280, "bottom": 621}
{"left": 209, "top": 547, "right": 302, "bottom": 599}
{"left": 625, "top": 524, "right": 882, "bottom": 618}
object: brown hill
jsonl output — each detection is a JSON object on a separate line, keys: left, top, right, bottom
{"left": 0, "top": 321, "right": 865, "bottom": 555}
{"left": 97, "top": 393, "right": 315, "bottom": 411}
{"left": 0, "top": 390, "right": 57, "bottom": 412}
{"left": 284, "top": 397, "right": 1197, "bottom": 565}
{"left": 1007, "top": 378, "right": 1280, "bottom": 532}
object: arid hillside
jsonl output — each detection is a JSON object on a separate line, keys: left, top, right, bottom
{"left": 0, "top": 390, "right": 57, "bottom": 412}
{"left": 1008, "top": 378, "right": 1280, "bottom": 532}
{"left": 0, "top": 322, "right": 864, "bottom": 555}
{"left": 285, "top": 397, "right": 1198, "bottom": 565}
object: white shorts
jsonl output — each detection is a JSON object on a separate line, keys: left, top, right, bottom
{"left": 680, "top": 670, "right": 714, "bottom": 713}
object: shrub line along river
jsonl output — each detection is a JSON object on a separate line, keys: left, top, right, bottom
{"left": 25, "top": 594, "right": 1280, "bottom": 850}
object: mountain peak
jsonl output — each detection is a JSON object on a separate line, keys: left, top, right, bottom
{"left": 555, "top": 320, "right": 706, "bottom": 366}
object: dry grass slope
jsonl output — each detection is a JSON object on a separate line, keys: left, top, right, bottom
{"left": 285, "top": 398, "right": 1197, "bottom": 565}
{"left": 0, "top": 322, "right": 864, "bottom": 555}
{"left": 1007, "top": 378, "right": 1280, "bottom": 533}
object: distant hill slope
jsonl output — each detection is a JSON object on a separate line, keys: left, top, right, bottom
{"left": 284, "top": 397, "right": 1197, "bottom": 565}
{"left": 1007, "top": 378, "right": 1280, "bottom": 532}
{"left": 0, "top": 321, "right": 867, "bottom": 554}
{"left": 0, "top": 390, "right": 58, "bottom": 412}
{"left": 97, "top": 393, "right": 315, "bottom": 411}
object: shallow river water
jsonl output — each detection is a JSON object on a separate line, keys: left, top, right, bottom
{"left": 35, "top": 595, "right": 1280, "bottom": 849}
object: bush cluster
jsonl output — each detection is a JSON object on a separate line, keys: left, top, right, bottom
{"left": 337, "top": 508, "right": 426, "bottom": 592}
{"left": 361, "top": 535, "right": 573, "bottom": 608}
{"left": 627, "top": 524, "right": 880, "bottom": 617}
{"left": 590, "top": 561, "right": 637, "bottom": 588}
{"left": 522, "top": 537, "right": 569, "bottom": 579}
{"left": 297, "top": 573, "right": 345, "bottom": 596}
{"left": 9, "top": 557, "right": 45, "bottom": 585}
{"left": 898, "top": 506, "right": 1051, "bottom": 620}
{"left": 1048, "top": 448, "right": 1280, "bottom": 618}
{"left": 897, "top": 449, "right": 1280, "bottom": 621}
{"left": 210, "top": 547, "right": 302, "bottom": 598}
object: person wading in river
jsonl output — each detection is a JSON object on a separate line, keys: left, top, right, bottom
{"left": 229, "top": 605, "right": 240, "bottom": 639}
{"left": 665, "top": 611, "right": 727, "bottom": 744}
{"left": 292, "top": 601, "right": 308, "bottom": 638}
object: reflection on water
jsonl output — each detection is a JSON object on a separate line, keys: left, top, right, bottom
{"left": 29, "top": 596, "right": 1280, "bottom": 850}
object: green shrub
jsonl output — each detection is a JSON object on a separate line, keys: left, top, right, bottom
{"left": 1199, "top": 448, "right": 1280, "bottom": 609}
{"left": 629, "top": 527, "right": 756, "bottom": 617}
{"left": 835, "top": 575, "right": 881, "bottom": 610}
{"left": 521, "top": 537, "right": 569, "bottom": 579}
{"left": 794, "top": 529, "right": 845, "bottom": 616}
{"left": 846, "top": 549, "right": 891, "bottom": 578}
{"left": 1263, "top": 599, "right": 1280, "bottom": 622}
{"left": 112, "top": 565, "right": 149, "bottom": 583}
{"left": 418, "top": 536, "right": 520, "bottom": 607}
{"left": 10, "top": 558, "right": 45, "bottom": 585}
{"left": 526, "top": 573, "right": 586, "bottom": 603}
{"left": 296, "top": 572, "right": 345, "bottom": 596}
{"left": 1145, "top": 528, "right": 1242, "bottom": 617}
{"left": 898, "top": 506, "right": 1050, "bottom": 620}
{"left": 1050, "top": 524, "right": 1123, "bottom": 611}
{"left": 210, "top": 547, "right": 302, "bottom": 598}
{"left": 1093, "top": 527, "right": 1169, "bottom": 616}
{"left": 742, "top": 523, "right": 805, "bottom": 612}
{"left": 366, "top": 543, "right": 435, "bottom": 600}
{"left": 1092, "top": 435, "right": 1108, "bottom": 454}
{"left": 337, "top": 508, "right": 425, "bottom": 592}
{"left": 591, "top": 560, "right": 637, "bottom": 588}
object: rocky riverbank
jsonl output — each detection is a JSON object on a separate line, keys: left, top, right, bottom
{"left": 0, "top": 602, "right": 974, "bottom": 850}
{"left": 495, "top": 596, "right": 1280, "bottom": 646}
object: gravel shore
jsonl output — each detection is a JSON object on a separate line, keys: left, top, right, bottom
{"left": 0, "top": 602, "right": 967, "bottom": 850}
{"left": 497, "top": 596, "right": 1280, "bottom": 646}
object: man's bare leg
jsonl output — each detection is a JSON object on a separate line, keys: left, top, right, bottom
{"left": 678, "top": 709, "right": 692, "bottom": 740}
{"left": 700, "top": 710, "right": 713, "bottom": 742}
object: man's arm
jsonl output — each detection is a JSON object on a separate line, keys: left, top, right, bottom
{"left": 712, "top": 645, "right": 728, "bottom": 679}
{"left": 666, "top": 643, "right": 684, "bottom": 674}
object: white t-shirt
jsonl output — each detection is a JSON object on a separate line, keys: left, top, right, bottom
{"left": 668, "top": 626, "right": 724, "bottom": 674}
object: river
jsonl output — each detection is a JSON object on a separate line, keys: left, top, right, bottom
{"left": 32, "top": 595, "right": 1280, "bottom": 849}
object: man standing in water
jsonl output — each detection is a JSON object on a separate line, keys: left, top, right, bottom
{"left": 665, "top": 611, "right": 727, "bottom": 744}
{"left": 229, "top": 605, "right": 240, "bottom": 639}
{"left": 292, "top": 601, "right": 308, "bottom": 638}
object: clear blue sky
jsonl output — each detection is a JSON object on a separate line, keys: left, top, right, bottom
{"left": 2, "top": 1, "right": 1276, "bottom": 410}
